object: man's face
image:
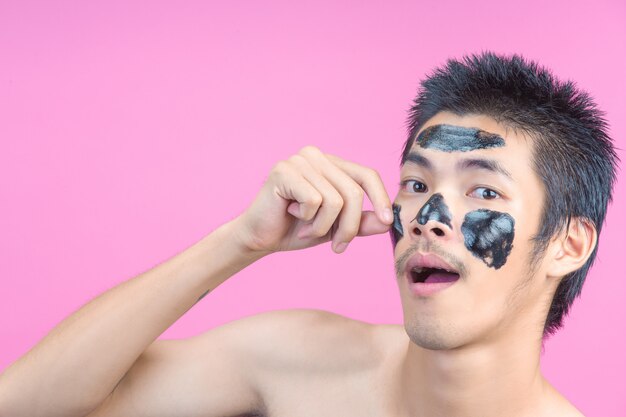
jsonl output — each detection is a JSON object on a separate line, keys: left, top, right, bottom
{"left": 392, "top": 111, "right": 550, "bottom": 350}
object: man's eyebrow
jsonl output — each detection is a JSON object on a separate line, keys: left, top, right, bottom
{"left": 457, "top": 158, "right": 513, "bottom": 180}
{"left": 402, "top": 152, "right": 432, "bottom": 170}
{"left": 402, "top": 152, "right": 513, "bottom": 180}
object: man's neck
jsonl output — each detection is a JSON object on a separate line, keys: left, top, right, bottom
{"left": 397, "top": 327, "right": 546, "bottom": 417}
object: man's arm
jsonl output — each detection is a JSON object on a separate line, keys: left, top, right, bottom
{"left": 0, "top": 145, "right": 393, "bottom": 417}
{"left": 84, "top": 308, "right": 351, "bottom": 417}
{"left": 0, "top": 219, "right": 267, "bottom": 417}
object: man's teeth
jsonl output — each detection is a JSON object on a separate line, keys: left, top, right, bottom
{"left": 411, "top": 266, "right": 456, "bottom": 274}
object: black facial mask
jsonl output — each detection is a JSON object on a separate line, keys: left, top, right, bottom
{"left": 393, "top": 124, "right": 514, "bottom": 269}
{"left": 461, "top": 209, "right": 515, "bottom": 269}
{"left": 413, "top": 193, "right": 453, "bottom": 229}
{"left": 415, "top": 124, "right": 505, "bottom": 152}
{"left": 390, "top": 203, "right": 404, "bottom": 248}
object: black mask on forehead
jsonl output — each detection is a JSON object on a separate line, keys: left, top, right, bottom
{"left": 413, "top": 124, "right": 505, "bottom": 153}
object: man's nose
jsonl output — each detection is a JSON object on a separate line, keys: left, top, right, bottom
{"left": 409, "top": 193, "right": 454, "bottom": 240}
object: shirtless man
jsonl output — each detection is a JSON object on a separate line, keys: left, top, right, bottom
{"left": 0, "top": 51, "right": 618, "bottom": 417}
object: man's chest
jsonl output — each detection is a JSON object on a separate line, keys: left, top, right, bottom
{"left": 256, "top": 372, "right": 400, "bottom": 417}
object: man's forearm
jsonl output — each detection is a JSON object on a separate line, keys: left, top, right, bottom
{"left": 0, "top": 218, "right": 266, "bottom": 417}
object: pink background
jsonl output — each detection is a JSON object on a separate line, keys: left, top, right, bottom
{"left": 1, "top": 1, "right": 625, "bottom": 415}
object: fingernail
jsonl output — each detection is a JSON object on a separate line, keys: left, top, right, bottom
{"left": 383, "top": 207, "right": 393, "bottom": 223}
{"left": 335, "top": 242, "right": 348, "bottom": 253}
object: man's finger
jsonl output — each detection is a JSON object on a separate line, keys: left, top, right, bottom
{"left": 324, "top": 153, "right": 394, "bottom": 225}
{"left": 356, "top": 211, "right": 392, "bottom": 236}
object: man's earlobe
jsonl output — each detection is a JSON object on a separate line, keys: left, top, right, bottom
{"left": 546, "top": 217, "right": 597, "bottom": 278}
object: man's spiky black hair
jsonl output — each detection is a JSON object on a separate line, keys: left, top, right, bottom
{"left": 400, "top": 50, "right": 619, "bottom": 338}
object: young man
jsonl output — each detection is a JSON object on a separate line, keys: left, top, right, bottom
{"left": 0, "top": 51, "right": 617, "bottom": 417}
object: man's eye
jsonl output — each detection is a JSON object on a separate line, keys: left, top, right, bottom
{"left": 469, "top": 187, "right": 501, "bottom": 200}
{"left": 400, "top": 180, "right": 428, "bottom": 193}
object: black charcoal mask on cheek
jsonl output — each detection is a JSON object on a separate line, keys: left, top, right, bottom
{"left": 415, "top": 124, "right": 505, "bottom": 152}
{"left": 461, "top": 209, "right": 515, "bottom": 269}
{"left": 389, "top": 203, "right": 404, "bottom": 248}
{"left": 413, "top": 193, "right": 452, "bottom": 229}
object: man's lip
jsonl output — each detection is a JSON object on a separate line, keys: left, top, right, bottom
{"left": 404, "top": 252, "right": 460, "bottom": 276}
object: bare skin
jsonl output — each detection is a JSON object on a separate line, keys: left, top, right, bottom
{"left": 91, "top": 310, "right": 583, "bottom": 417}
{"left": 0, "top": 112, "right": 592, "bottom": 417}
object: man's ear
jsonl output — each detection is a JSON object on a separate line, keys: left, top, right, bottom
{"left": 546, "top": 217, "right": 598, "bottom": 278}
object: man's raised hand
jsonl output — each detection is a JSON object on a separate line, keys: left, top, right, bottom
{"left": 233, "top": 145, "right": 394, "bottom": 255}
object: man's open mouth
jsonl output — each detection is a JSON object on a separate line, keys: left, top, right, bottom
{"left": 410, "top": 266, "right": 460, "bottom": 284}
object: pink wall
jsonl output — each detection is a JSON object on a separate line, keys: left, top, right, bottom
{"left": 1, "top": 1, "right": 624, "bottom": 415}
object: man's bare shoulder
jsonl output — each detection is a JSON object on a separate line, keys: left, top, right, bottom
{"left": 539, "top": 379, "right": 586, "bottom": 417}
{"left": 543, "top": 397, "right": 585, "bottom": 417}
{"left": 195, "top": 308, "right": 403, "bottom": 374}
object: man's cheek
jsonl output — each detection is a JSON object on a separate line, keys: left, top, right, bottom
{"left": 461, "top": 209, "right": 515, "bottom": 269}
